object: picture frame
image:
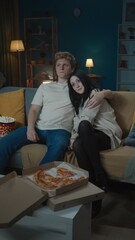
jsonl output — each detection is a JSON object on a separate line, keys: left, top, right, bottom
{"left": 123, "top": 0, "right": 135, "bottom": 24}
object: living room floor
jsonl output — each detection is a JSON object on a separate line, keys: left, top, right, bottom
{"left": 91, "top": 182, "right": 135, "bottom": 239}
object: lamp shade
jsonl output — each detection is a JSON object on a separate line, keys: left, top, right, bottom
{"left": 85, "top": 59, "right": 94, "bottom": 68}
{"left": 10, "top": 40, "right": 25, "bottom": 52}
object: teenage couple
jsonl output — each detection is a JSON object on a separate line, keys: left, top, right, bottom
{"left": 0, "top": 51, "right": 122, "bottom": 192}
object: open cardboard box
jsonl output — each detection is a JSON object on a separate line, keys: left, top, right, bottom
{"left": 47, "top": 181, "right": 105, "bottom": 211}
{"left": 23, "top": 161, "right": 89, "bottom": 197}
{"left": 23, "top": 161, "right": 104, "bottom": 211}
{"left": 0, "top": 162, "right": 104, "bottom": 227}
{"left": 0, "top": 171, "right": 48, "bottom": 228}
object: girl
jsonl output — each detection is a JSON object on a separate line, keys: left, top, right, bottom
{"left": 68, "top": 70, "right": 122, "bottom": 192}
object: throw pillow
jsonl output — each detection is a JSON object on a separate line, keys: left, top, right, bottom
{"left": 124, "top": 123, "right": 135, "bottom": 146}
{"left": 0, "top": 89, "right": 25, "bottom": 129}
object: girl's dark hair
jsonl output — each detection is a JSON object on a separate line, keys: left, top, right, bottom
{"left": 68, "top": 70, "right": 94, "bottom": 114}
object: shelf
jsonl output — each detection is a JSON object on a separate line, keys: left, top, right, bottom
{"left": 27, "top": 48, "right": 51, "bottom": 52}
{"left": 24, "top": 16, "right": 58, "bottom": 88}
{"left": 117, "top": 23, "right": 135, "bottom": 91}
{"left": 118, "top": 82, "right": 135, "bottom": 85}
{"left": 120, "top": 38, "right": 135, "bottom": 41}
{"left": 118, "top": 68, "right": 135, "bottom": 71}
{"left": 119, "top": 54, "right": 135, "bottom": 56}
{"left": 27, "top": 63, "right": 47, "bottom": 66}
{"left": 32, "top": 33, "right": 46, "bottom": 36}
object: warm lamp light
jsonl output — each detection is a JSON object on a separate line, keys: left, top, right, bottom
{"left": 10, "top": 40, "right": 24, "bottom": 52}
{"left": 10, "top": 40, "right": 25, "bottom": 86}
{"left": 85, "top": 58, "right": 94, "bottom": 73}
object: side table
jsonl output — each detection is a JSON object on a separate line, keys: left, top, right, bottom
{"left": 0, "top": 204, "right": 91, "bottom": 240}
{"left": 33, "top": 204, "right": 91, "bottom": 240}
{"left": 88, "top": 73, "right": 102, "bottom": 88}
{"left": 88, "top": 73, "right": 102, "bottom": 80}
{"left": 0, "top": 175, "right": 104, "bottom": 240}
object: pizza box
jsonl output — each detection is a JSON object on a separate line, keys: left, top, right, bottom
{"left": 0, "top": 171, "right": 48, "bottom": 228}
{"left": 23, "top": 161, "right": 89, "bottom": 197}
{"left": 46, "top": 181, "right": 105, "bottom": 211}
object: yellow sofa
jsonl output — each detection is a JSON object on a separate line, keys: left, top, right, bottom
{"left": 1, "top": 87, "right": 135, "bottom": 183}
{"left": 21, "top": 91, "right": 135, "bottom": 184}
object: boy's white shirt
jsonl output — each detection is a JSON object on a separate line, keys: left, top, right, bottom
{"left": 70, "top": 89, "right": 122, "bottom": 149}
{"left": 31, "top": 82, "right": 74, "bottom": 132}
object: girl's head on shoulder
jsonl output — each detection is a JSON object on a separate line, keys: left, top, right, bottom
{"left": 68, "top": 69, "right": 91, "bottom": 95}
{"left": 68, "top": 70, "right": 93, "bottom": 114}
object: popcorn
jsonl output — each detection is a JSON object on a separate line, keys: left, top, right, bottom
{"left": 0, "top": 116, "right": 16, "bottom": 123}
{"left": 0, "top": 116, "right": 16, "bottom": 137}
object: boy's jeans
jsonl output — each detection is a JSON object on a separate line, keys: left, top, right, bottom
{"left": 0, "top": 126, "right": 70, "bottom": 174}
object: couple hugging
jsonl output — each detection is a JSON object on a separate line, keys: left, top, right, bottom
{"left": 0, "top": 52, "right": 122, "bottom": 216}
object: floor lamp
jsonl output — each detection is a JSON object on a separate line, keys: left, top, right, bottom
{"left": 10, "top": 40, "right": 25, "bottom": 86}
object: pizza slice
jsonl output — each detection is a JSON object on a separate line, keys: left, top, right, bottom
{"left": 57, "top": 167, "right": 76, "bottom": 178}
{"left": 33, "top": 169, "right": 59, "bottom": 189}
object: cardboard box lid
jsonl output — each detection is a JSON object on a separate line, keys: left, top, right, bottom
{"left": 23, "top": 161, "right": 89, "bottom": 197}
{"left": 47, "top": 182, "right": 105, "bottom": 211}
{"left": 0, "top": 171, "right": 48, "bottom": 228}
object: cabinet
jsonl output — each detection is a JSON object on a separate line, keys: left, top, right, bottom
{"left": 24, "top": 17, "right": 58, "bottom": 87}
{"left": 88, "top": 73, "right": 102, "bottom": 88}
{"left": 117, "top": 24, "right": 135, "bottom": 91}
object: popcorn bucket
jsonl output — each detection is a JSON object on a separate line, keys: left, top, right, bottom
{"left": 0, "top": 116, "right": 16, "bottom": 137}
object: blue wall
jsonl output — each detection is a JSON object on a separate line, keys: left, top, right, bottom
{"left": 19, "top": 0, "right": 123, "bottom": 90}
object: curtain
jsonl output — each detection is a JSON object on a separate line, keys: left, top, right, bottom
{"left": 0, "top": 0, "right": 20, "bottom": 86}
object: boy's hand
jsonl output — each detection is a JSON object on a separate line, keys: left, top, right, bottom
{"left": 27, "top": 128, "right": 39, "bottom": 142}
{"left": 87, "top": 91, "right": 104, "bottom": 109}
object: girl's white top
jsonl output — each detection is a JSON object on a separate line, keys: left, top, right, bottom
{"left": 71, "top": 89, "right": 122, "bottom": 149}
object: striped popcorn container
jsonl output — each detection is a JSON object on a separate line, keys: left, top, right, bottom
{"left": 0, "top": 116, "right": 16, "bottom": 137}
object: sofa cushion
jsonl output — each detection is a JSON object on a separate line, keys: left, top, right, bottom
{"left": 21, "top": 144, "right": 47, "bottom": 169}
{"left": 0, "top": 86, "right": 37, "bottom": 125}
{"left": 0, "top": 89, "right": 25, "bottom": 128}
{"left": 100, "top": 146, "right": 135, "bottom": 181}
{"left": 14, "top": 143, "right": 135, "bottom": 183}
{"left": 109, "top": 91, "right": 135, "bottom": 138}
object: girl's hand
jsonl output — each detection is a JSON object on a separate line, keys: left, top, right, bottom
{"left": 69, "top": 133, "right": 78, "bottom": 149}
{"left": 69, "top": 141, "right": 73, "bottom": 150}
{"left": 68, "top": 145, "right": 72, "bottom": 150}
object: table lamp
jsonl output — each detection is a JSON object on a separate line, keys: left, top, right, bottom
{"left": 10, "top": 40, "right": 25, "bottom": 86}
{"left": 85, "top": 58, "right": 94, "bottom": 73}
